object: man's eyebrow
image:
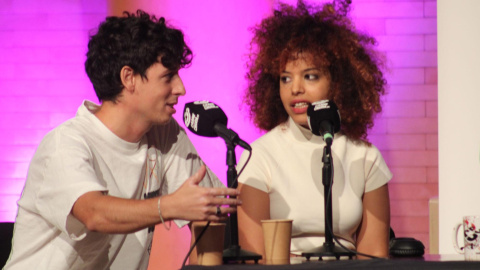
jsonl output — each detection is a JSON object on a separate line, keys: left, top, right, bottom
{"left": 160, "top": 69, "right": 177, "bottom": 77}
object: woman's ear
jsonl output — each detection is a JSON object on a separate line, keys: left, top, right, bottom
{"left": 120, "top": 66, "right": 136, "bottom": 94}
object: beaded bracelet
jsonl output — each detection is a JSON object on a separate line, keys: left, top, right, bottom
{"left": 157, "top": 197, "right": 171, "bottom": 231}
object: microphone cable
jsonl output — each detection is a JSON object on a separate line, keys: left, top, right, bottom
{"left": 229, "top": 148, "right": 252, "bottom": 188}
{"left": 180, "top": 148, "right": 253, "bottom": 269}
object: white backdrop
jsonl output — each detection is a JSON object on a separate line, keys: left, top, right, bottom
{"left": 438, "top": 0, "right": 480, "bottom": 254}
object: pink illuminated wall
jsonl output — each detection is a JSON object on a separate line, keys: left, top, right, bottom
{"left": 0, "top": 0, "right": 438, "bottom": 268}
{"left": 353, "top": 1, "right": 438, "bottom": 253}
{"left": 0, "top": 0, "right": 105, "bottom": 222}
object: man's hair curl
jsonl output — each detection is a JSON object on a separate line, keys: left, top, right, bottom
{"left": 85, "top": 10, "right": 193, "bottom": 102}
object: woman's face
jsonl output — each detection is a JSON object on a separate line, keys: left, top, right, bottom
{"left": 279, "top": 56, "right": 330, "bottom": 128}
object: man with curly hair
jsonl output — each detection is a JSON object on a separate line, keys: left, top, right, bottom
{"left": 237, "top": 0, "right": 391, "bottom": 260}
{"left": 5, "top": 10, "right": 240, "bottom": 270}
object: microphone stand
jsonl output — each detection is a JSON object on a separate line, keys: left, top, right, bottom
{"left": 222, "top": 141, "right": 262, "bottom": 264}
{"left": 301, "top": 142, "right": 354, "bottom": 260}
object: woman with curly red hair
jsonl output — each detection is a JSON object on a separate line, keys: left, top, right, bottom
{"left": 237, "top": 0, "right": 392, "bottom": 260}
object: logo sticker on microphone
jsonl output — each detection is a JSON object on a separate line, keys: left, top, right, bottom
{"left": 313, "top": 100, "right": 330, "bottom": 111}
{"left": 184, "top": 108, "right": 191, "bottom": 127}
{"left": 184, "top": 107, "right": 199, "bottom": 132}
{"left": 193, "top": 100, "right": 218, "bottom": 111}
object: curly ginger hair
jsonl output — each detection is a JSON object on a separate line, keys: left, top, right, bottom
{"left": 244, "top": 0, "right": 387, "bottom": 143}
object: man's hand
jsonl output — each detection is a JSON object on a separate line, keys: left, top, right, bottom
{"left": 160, "top": 165, "right": 241, "bottom": 221}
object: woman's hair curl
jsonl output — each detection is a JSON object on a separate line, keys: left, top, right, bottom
{"left": 245, "top": 0, "right": 386, "bottom": 143}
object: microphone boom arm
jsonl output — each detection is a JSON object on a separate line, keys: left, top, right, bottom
{"left": 214, "top": 123, "right": 252, "bottom": 151}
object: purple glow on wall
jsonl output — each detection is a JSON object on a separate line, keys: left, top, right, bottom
{"left": 0, "top": 0, "right": 106, "bottom": 221}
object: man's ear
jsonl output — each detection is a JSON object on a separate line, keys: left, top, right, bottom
{"left": 120, "top": 66, "right": 136, "bottom": 94}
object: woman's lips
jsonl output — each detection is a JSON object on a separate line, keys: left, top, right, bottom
{"left": 291, "top": 101, "right": 309, "bottom": 114}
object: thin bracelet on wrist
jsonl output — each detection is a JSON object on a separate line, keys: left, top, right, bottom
{"left": 157, "top": 196, "right": 171, "bottom": 231}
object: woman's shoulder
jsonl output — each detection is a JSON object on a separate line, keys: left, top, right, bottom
{"left": 338, "top": 134, "right": 375, "bottom": 149}
{"left": 335, "top": 134, "right": 384, "bottom": 158}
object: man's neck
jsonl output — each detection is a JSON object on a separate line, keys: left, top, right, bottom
{"left": 94, "top": 101, "right": 152, "bottom": 143}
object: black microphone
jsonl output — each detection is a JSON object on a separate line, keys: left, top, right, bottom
{"left": 307, "top": 100, "right": 341, "bottom": 146}
{"left": 183, "top": 101, "right": 252, "bottom": 151}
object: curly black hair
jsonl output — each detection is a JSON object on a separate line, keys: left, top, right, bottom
{"left": 85, "top": 10, "right": 193, "bottom": 102}
{"left": 245, "top": 0, "right": 386, "bottom": 143}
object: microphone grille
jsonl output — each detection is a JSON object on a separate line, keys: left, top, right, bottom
{"left": 183, "top": 101, "right": 228, "bottom": 137}
{"left": 307, "top": 100, "right": 341, "bottom": 136}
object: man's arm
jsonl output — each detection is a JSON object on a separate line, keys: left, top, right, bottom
{"left": 72, "top": 165, "right": 241, "bottom": 234}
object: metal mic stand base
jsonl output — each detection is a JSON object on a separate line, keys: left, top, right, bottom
{"left": 302, "top": 243, "right": 354, "bottom": 261}
{"left": 223, "top": 245, "right": 262, "bottom": 264}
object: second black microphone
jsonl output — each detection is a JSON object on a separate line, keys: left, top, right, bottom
{"left": 183, "top": 101, "right": 251, "bottom": 151}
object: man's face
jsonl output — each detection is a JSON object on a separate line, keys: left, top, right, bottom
{"left": 134, "top": 62, "right": 186, "bottom": 125}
